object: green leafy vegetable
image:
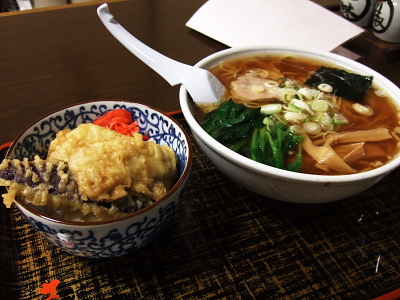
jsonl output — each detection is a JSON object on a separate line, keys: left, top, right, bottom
{"left": 202, "top": 99, "right": 304, "bottom": 172}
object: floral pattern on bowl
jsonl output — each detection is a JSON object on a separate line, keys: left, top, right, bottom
{"left": 7, "top": 100, "right": 192, "bottom": 258}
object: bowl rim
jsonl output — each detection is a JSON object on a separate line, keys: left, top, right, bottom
{"left": 179, "top": 46, "right": 400, "bottom": 184}
{"left": 7, "top": 100, "right": 192, "bottom": 226}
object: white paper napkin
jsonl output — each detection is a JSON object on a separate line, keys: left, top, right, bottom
{"left": 186, "top": 0, "right": 364, "bottom": 53}
{"left": 16, "top": 0, "right": 32, "bottom": 10}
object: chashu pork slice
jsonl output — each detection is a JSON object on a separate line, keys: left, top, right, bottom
{"left": 230, "top": 72, "right": 282, "bottom": 104}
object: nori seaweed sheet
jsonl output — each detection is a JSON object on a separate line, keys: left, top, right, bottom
{"left": 305, "top": 67, "right": 373, "bottom": 103}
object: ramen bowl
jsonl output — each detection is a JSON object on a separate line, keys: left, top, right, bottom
{"left": 180, "top": 46, "right": 400, "bottom": 204}
{"left": 6, "top": 100, "right": 192, "bottom": 258}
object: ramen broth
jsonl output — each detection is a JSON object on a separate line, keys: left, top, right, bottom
{"left": 199, "top": 54, "right": 400, "bottom": 175}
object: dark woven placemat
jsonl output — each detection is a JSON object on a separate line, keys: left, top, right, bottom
{"left": 1, "top": 114, "right": 400, "bottom": 299}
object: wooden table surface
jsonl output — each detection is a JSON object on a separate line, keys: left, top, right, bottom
{"left": 0, "top": 0, "right": 226, "bottom": 144}
{"left": 1, "top": 1, "right": 400, "bottom": 299}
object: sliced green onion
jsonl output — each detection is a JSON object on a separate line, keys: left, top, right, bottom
{"left": 375, "top": 89, "right": 387, "bottom": 98}
{"left": 311, "top": 100, "right": 329, "bottom": 112}
{"left": 252, "top": 85, "right": 265, "bottom": 93}
{"left": 287, "top": 102, "right": 301, "bottom": 113}
{"left": 322, "top": 123, "right": 334, "bottom": 131}
{"left": 263, "top": 116, "right": 275, "bottom": 126}
{"left": 251, "top": 69, "right": 269, "bottom": 78}
{"left": 298, "top": 88, "right": 313, "bottom": 100}
{"left": 353, "top": 103, "right": 374, "bottom": 116}
{"left": 320, "top": 115, "right": 332, "bottom": 125}
{"left": 333, "top": 113, "right": 349, "bottom": 124}
{"left": 303, "top": 121, "right": 322, "bottom": 135}
{"left": 289, "top": 99, "right": 314, "bottom": 115}
{"left": 318, "top": 83, "right": 333, "bottom": 93}
{"left": 282, "top": 88, "right": 302, "bottom": 103}
{"left": 290, "top": 124, "right": 304, "bottom": 134}
{"left": 285, "top": 94, "right": 293, "bottom": 102}
{"left": 312, "top": 112, "right": 332, "bottom": 125}
{"left": 315, "top": 91, "right": 325, "bottom": 101}
{"left": 265, "top": 80, "right": 279, "bottom": 87}
{"left": 260, "top": 103, "right": 282, "bottom": 115}
{"left": 311, "top": 112, "right": 322, "bottom": 122}
{"left": 284, "top": 112, "right": 309, "bottom": 123}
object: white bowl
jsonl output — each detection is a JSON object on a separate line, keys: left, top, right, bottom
{"left": 180, "top": 46, "right": 400, "bottom": 204}
{"left": 7, "top": 100, "right": 192, "bottom": 257}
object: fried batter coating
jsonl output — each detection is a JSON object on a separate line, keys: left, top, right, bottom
{"left": 0, "top": 124, "right": 179, "bottom": 221}
{"left": 48, "top": 124, "right": 178, "bottom": 202}
{"left": 0, "top": 156, "right": 82, "bottom": 208}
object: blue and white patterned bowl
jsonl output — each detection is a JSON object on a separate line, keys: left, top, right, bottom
{"left": 6, "top": 100, "right": 192, "bottom": 258}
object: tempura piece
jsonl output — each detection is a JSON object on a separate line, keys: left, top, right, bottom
{"left": 0, "top": 156, "right": 82, "bottom": 209}
{"left": 0, "top": 124, "right": 179, "bottom": 221}
{"left": 48, "top": 124, "right": 178, "bottom": 203}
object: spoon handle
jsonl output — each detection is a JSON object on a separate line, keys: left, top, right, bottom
{"left": 97, "top": 3, "right": 226, "bottom": 104}
{"left": 97, "top": 3, "right": 190, "bottom": 86}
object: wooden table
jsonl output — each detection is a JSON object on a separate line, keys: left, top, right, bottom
{"left": 1, "top": 1, "right": 400, "bottom": 299}
{"left": 0, "top": 0, "right": 226, "bottom": 144}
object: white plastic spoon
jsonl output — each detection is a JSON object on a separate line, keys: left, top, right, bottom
{"left": 97, "top": 3, "right": 226, "bottom": 104}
